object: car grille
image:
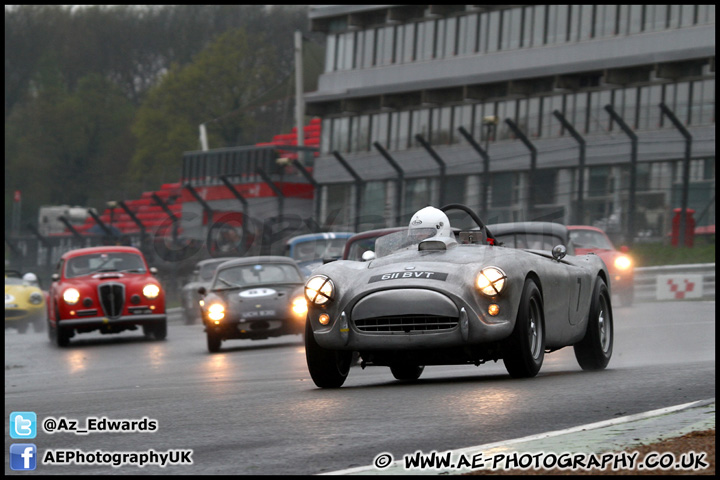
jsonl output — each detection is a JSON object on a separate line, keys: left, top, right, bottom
{"left": 98, "top": 283, "right": 125, "bottom": 319}
{"left": 354, "top": 314, "right": 458, "bottom": 333}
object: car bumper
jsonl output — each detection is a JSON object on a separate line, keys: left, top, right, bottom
{"left": 58, "top": 313, "right": 166, "bottom": 328}
{"left": 5, "top": 307, "right": 44, "bottom": 323}
{"left": 309, "top": 287, "right": 514, "bottom": 351}
{"left": 205, "top": 316, "right": 304, "bottom": 338}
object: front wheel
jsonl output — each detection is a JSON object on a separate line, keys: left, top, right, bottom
{"left": 206, "top": 330, "right": 222, "bottom": 353}
{"left": 503, "top": 279, "right": 545, "bottom": 378}
{"left": 305, "top": 319, "right": 352, "bottom": 388}
{"left": 390, "top": 363, "right": 425, "bottom": 382}
{"left": 574, "top": 278, "right": 613, "bottom": 370}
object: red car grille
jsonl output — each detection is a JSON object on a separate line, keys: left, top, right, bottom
{"left": 98, "top": 283, "right": 125, "bottom": 319}
{"left": 354, "top": 314, "right": 458, "bottom": 333}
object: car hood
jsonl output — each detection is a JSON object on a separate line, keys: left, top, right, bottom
{"left": 209, "top": 284, "right": 304, "bottom": 308}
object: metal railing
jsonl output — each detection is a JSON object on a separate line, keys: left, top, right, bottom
{"left": 633, "top": 263, "right": 715, "bottom": 302}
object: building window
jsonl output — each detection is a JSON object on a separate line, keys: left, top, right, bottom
{"left": 352, "top": 115, "right": 371, "bottom": 153}
{"left": 418, "top": 20, "right": 435, "bottom": 61}
{"left": 371, "top": 112, "right": 390, "bottom": 148}
{"left": 402, "top": 22, "right": 416, "bottom": 63}
{"left": 325, "top": 184, "right": 353, "bottom": 229}
{"left": 361, "top": 181, "right": 387, "bottom": 229}
{"left": 458, "top": 13, "right": 478, "bottom": 55}
{"left": 486, "top": 10, "right": 500, "bottom": 52}
{"left": 363, "top": 28, "right": 375, "bottom": 68}
{"left": 324, "top": 34, "right": 337, "bottom": 72}
{"left": 404, "top": 178, "right": 432, "bottom": 221}
{"left": 411, "top": 109, "right": 431, "bottom": 147}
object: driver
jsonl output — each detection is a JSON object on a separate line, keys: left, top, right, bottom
{"left": 407, "top": 206, "right": 456, "bottom": 245}
{"left": 22, "top": 272, "right": 39, "bottom": 288}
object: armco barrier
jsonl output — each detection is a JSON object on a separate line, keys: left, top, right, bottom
{"left": 633, "top": 263, "right": 715, "bottom": 303}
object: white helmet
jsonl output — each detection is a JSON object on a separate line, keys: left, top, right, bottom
{"left": 22, "top": 272, "right": 38, "bottom": 286}
{"left": 408, "top": 206, "right": 454, "bottom": 241}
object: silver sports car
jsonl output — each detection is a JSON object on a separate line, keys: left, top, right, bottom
{"left": 304, "top": 204, "right": 613, "bottom": 388}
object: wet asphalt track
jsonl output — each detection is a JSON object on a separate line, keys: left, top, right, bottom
{"left": 4, "top": 300, "right": 715, "bottom": 475}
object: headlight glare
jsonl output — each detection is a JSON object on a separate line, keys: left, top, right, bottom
{"left": 476, "top": 267, "right": 507, "bottom": 296}
{"left": 305, "top": 275, "right": 334, "bottom": 305}
{"left": 291, "top": 296, "right": 308, "bottom": 317}
{"left": 614, "top": 256, "right": 632, "bottom": 270}
{"left": 143, "top": 283, "right": 160, "bottom": 299}
{"left": 63, "top": 288, "right": 80, "bottom": 305}
{"left": 207, "top": 303, "right": 225, "bottom": 321}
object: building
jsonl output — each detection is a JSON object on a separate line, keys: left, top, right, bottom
{"left": 305, "top": 5, "right": 715, "bottom": 243}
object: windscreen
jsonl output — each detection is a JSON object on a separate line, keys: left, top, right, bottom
{"left": 212, "top": 263, "right": 303, "bottom": 289}
{"left": 569, "top": 229, "right": 614, "bottom": 250}
{"left": 65, "top": 253, "right": 146, "bottom": 278}
{"left": 292, "top": 238, "right": 349, "bottom": 262}
{"left": 374, "top": 228, "right": 436, "bottom": 258}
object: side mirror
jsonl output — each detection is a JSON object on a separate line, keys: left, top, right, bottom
{"left": 361, "top": 250, "right": 376, "bottom": 262}
{"left": 51, "top": 273, "right": 60, "bottom": 281}
{"left": 197, "top": 286, "right": 207, "bottom": 296}
{"left": 150, "top": 267, "right": 158, "bottom": 275}
{"left": 620, "top": 245, "right": 630, "bottom": 253}
{"left": 552, "top": 244, "right": 567, "bottom": 262}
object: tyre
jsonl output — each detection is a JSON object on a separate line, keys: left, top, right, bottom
{"left": 154, "top": 320, "right": 167, "bottom": 340}
{"left": 55, "top": 325, "right": 70, "bottom": 347}
{"left": 390, "top": 363, "right": 425, "bottom": 382}
{"left": 503, "top": 279, "right": 545, "bottom": 378}
{"left": 574, "top": 278, "right": 613, "bottom": 370}
{"left": 305, "top": 318, "right": 352, "bottom": 388}
{"left": 16, "top": 321, "right": 28, "bottom": 334}
{"left": 207, "top": 331, "right": 222, "bottom": 353}
{"left": 53, "top": 305, "right": 70, "bottom": 347}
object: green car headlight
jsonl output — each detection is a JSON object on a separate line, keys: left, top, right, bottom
{"left": 476, "top": 267, "right": 507, "bottom": 296}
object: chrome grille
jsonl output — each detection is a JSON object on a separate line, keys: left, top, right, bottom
{"left": 98, "top": 283, "right": 124, "bottom": 319}
{"left": 354, "top": 314, "right": 458, "bottom": 333}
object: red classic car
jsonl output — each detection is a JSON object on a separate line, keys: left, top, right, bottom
{"left": 568, "top": 226, "right": 634, "bottom": 306}
{"left": 48, "top": 246, "right": 166, "bottom": 346}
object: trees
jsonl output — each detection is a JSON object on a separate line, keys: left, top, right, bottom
{"left": 4, "top": 5, "right": 314, "bottom": 229}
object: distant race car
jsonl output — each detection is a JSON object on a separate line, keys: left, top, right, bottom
{"left": 5, "top": 270, "right": 47, "bottom": 333}
{"left": 181, "top": 257, "right": 237, "bottom": 324}
{"left": 285, "top": 232, "right": 354, "bottom": 276}
{"left": 304, "top": 204, "right": 614, "bottom": 388}
{"left": 48, "top": 246, "right": 166, "bottom": 346}
{"left": 198, "top": 256, "right": 308, "bottom": 353}
{"left": 341, "top": 227, "right": 404, "bottom": 261}
{"left": 568, "top": 225, "right": 634, "bottom": 306}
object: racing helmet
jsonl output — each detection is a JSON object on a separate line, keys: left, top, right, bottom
{"left": 408, "top": 206, "right": 454, "bottom": 243}
{"left": 22, "top": 272, "right": 39, "bottom": 286}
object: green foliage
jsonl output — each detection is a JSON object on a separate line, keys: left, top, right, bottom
{"left": 5, "top": 72, "right": 136, "bottom": 220}
{"left": 131, "top": 28, "right": 282, "bottom": 187}
{"left": 5, "top": 4, "right": 316, "bottom": 231}
{"left": 630, "top": 239, "right": 715, "bottom": 267}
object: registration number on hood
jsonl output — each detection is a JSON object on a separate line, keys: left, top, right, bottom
{"left": 369, "top": 271, "right": 448, "bottom": 283}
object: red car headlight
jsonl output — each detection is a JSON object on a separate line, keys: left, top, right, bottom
{"left": 63, "top": 288, "right": 80, "bottom": 305}
{"left": 614, "top": 256, "right": 632, "bottom": 271}
{"left": 143, "top": 284, "right": 161, "bottom": 299}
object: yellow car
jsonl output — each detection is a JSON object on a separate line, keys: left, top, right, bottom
{"left": 5, "top": 270, "right": 47, "bottom": 333}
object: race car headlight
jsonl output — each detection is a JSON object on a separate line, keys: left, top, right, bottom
{"left": 476, "top": 267, "right": 507, "bottom": 296}
{"left": 29, "top": 292, "right": 44, "bottom": 305}
{"left": 143, "top": 283, "right": 161, "bottom": 299}
{"left": 63, "top": 288, "right": 80, "bottom": 305}
{"left": 614, "top": 256, "right": 632, "bottom": 270}
{"left": 207, "top": 303, "right": 225, "bottom": 321}
{"left": 291, "top": 296, "right": 308, "bottom": 317}
{"left": 305, "top": 275, "right": 334, "bottom": 305}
